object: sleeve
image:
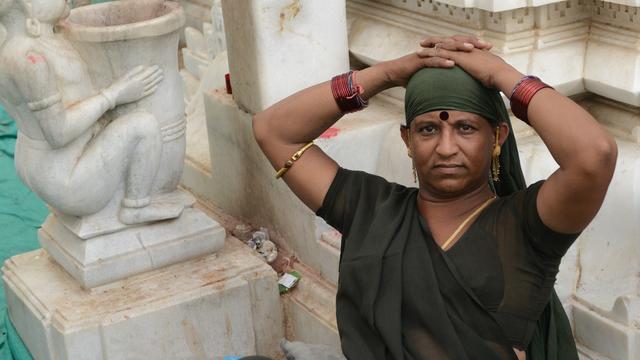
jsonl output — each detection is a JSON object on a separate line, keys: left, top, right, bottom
{"left": 521, "top": 181, "right": 581, "bottom": 260}
{"left": 315, "top": 167, "right": 397, "bottom": 239}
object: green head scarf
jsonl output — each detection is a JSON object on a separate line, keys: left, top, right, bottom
{"left": 404, "top": 66, "right": 526, "bottom": 196}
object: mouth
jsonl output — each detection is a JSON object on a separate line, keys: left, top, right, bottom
{"left": 431, "top": 163, "right": 465, "bottom": 175}
{"left": 433, "top": 163, "right": 464, "bottom": 169}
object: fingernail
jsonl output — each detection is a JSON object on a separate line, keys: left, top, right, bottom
{"left": 464, "top": 42, "right": 473, "bottom": 48}
{"left": 479, "top": 40, "right": 489, "bottom": 45}
{"left": 446, "top": 60, "right": 455, "bottom": 65}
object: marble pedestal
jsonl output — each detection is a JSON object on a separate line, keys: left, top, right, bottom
{"left": 38, "top": 191, "right": 226, "bottom": 289}
{"left": 2, "top": 238, "right": 283, "bottom": 360}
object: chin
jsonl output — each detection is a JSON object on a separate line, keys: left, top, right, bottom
{"left": 423, "top": 177, "right": 470, "bottom": 197}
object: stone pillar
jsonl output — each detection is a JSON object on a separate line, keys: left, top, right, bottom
{"left": 221, "top": 0, "right": 350, "bottom": 113}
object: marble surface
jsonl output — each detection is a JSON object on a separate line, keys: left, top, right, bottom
{"left": 0, "top": 1, "right": 229, "bottom": 289}
{"left": 2, "top": 238, "right": 283, "bottom": 360}
{"left": 40, "top": 203, "right": 226, "bottom": 288}
{"left": 221, "top": 0, "right": 350, "bottom": 113}
{"left": 0, "top": 0, "right": 190, "bottom": 226}
{"left": 178, "top": 0, "right": 640, "bottom": 358}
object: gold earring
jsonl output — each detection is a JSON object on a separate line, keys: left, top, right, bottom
{"left": 407, "top": 130, "right": 417, "bottom": 184}
{"left": 492, "top": 127, "right": 501, "bottom": 182}
{"left": 412, "top": 163, "right": 418, "bottom": 184}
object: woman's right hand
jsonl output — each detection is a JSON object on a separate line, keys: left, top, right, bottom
{"left": 382, "top": 35, "right": 492, "bottom": 87}
{"left": 104, "top": 65, "right": 164, "bottom": 107}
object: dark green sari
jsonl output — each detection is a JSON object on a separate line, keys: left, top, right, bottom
{"left": 316, "top": 66, "right": 579, "bottom": 359}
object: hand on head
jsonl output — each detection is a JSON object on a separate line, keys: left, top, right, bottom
{"left": 416, "top": 35, "right": 513, "bottom": 89}
{"left": 382, "top": 34, "right": 493, "bottom": 88}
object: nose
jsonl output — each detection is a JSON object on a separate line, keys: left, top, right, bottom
{"left": 434, "top": 128, "right": 458, "bottom": 158}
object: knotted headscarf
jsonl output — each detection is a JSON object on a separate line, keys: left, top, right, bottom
{"left": 404, "top": 66, "right": 526, "bottom": 196}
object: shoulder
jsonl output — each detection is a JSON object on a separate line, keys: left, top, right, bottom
{"left": 486, "top": 180, "right": 579, "bottom": 260}
{"left": 4, "top": 40, "right": 51, "bottom": 81}
{"left": 329, "top": 167, "right": 415, "bottom": 206}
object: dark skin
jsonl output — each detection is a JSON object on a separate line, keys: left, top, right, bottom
{"left": 400, "top": 111, "right": 509, "bottom": 252}
{"left": 254, "top": 35, "right": 617, "bottom": 360}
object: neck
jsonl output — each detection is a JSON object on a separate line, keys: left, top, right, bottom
{"left": 2, "top": 7, "right": 55, "bottom": 40}
{"left": 416, "top": 181, "right": 495, "bottom": 224}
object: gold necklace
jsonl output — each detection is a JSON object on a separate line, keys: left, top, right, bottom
{"left": 440, "top": 196, "right": 496, "bottom": 251}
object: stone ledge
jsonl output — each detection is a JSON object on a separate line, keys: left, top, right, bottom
{"left": 3, "top": 238, "right": 283, "bottom": 360}
{"left": 348, "top": 0, "right": 640, "bottom": 106}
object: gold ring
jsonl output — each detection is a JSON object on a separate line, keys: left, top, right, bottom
{"left": 434, "top": 43, "right": 442, "bottom": 58}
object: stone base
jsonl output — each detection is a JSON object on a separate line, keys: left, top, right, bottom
{"left": 2, "top": 238, "right": 283, "bottom": 360}
{"left": 39, "top": 206, "right": 225, "bottom": 288}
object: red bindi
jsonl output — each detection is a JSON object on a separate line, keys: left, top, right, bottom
{"left": 439, "top": 111, "right": 449, "bottom": 121}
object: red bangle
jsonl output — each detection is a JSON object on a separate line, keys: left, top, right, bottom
{"left": 331, "top": 71, "right": 368, "bottom": 113}
{"left": 509, "top": 76, "right": 552, "bottom": 125}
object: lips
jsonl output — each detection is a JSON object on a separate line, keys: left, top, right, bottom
{"left": 433, "top": 163, "right": 463, "bottom": 168}
{"left": 432, "top": 164, "right": 465, "bottom": 175}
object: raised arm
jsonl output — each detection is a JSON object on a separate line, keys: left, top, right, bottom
{"left": 253, "top": 36, "right": 491, "bottom": 211}
{"left": 436, "top": 48, "right": 617, "bottom": 234}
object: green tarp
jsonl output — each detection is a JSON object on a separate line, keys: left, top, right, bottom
{"left": 0, "top": 106, "right": 48, "bottom": 360}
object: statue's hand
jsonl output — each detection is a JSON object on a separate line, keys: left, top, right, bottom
{"left": 103, "top": 65, "right": 164, "bottom": 107}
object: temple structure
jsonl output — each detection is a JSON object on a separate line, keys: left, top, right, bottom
{"left": 180, "top": 0, "right": 640, "bottom": 359}
{"left": 1, "top": 0, "right": 638, "bottom": 358}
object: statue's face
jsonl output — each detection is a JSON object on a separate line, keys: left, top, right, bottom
{"left": 31, "top": 0, "right": 69, "bottom": 23}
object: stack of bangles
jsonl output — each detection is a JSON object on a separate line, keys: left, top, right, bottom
{"left": 509, "top": 75, "right": 553, "bottom": 125}
{"left": 275, "top": 70, "right": 368, "bottom": 179}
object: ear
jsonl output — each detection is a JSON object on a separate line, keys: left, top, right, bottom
{"left": 400, "top": 125, "right": 410, "bottom": 149}
{"left": 497, "top": 122, "right": 510, "bottom": 147}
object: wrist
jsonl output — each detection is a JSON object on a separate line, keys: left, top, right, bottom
{"left": 374, "top": 60, "right": 398, "bottom": 89}
{"left": 492, "top": 65, "right": 524, "bottom": 96}
{"left": 100, "top": 87, "right": 117, "bottom": 110}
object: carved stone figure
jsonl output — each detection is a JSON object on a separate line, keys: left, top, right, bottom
{"left": 0, "top": 0, "right": 186, "bottom": 225}
{"left": 0, "top": 0, "right": 225, "bottom": 288}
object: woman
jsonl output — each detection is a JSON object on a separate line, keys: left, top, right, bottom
{"left": 253, "top": 35, "right": 617, "bottom": 359}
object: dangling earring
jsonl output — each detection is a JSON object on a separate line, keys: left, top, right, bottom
{"left": 412, "top": 163, "right": 418, "bottom": 184}
{"left": 491, "top": 127, "right": 501, "bottom": 182}
{"left": 407, "top": 131, "right": 417, "bottom": 184}
{"left": 407, "top": 149, "right": 417, "bottom": 184}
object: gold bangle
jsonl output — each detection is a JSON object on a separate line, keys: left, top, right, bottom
{"left": 275, "top": 141, "right": 315, "bottom": 179}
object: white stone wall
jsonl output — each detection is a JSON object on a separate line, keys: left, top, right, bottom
{"left": 180, "top": 1, "right": 640, "bottom": 358}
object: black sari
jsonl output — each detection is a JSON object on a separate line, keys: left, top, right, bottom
{"left": 317, "top": 168, "right": 579, "bottom": 360}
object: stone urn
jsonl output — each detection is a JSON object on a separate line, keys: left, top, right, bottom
{"left": 59, "top": 0, "right": 186, "bottom": 194}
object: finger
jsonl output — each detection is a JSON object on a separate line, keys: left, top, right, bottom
{"left": 144, "top": 76, "right": 163, "bottom": 90}
{"left": 415, "top": 46, "right": 456, "bottom": 59}
{"left": 423, "top": 57, "right": 455, "bottom": 68}
{"left": 452, "top": 34, "right": 492, "bottom": 49}
{"left": 125, "top": 65, "right": 146, "bottom": 78}
{"left": 438, "top": 39, "right": 475, "bottom": 52}
{"left": 420, "top": 36, "right": 447, "bottom": 48}
{"left": 137, "top": 67, "right": 162, "bottom": 82}
{"left": 142, "top": 85, "right": 158, "bottom": 97}
{"left": 142, "top": 68, "right": 163, "bottom": 82}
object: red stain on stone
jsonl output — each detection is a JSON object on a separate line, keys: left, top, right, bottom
{"left": 320, "top": 127, "right": 339, "bottom": 139}
{"left": 26, "top": 54, "right": 45, "bottom": 64}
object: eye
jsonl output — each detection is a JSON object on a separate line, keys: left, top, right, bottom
{"left": 419, "top": 124, "right": 438, "bottom": 135}
{"left": 457, "top": 123, "right": 476, "bottom": 134}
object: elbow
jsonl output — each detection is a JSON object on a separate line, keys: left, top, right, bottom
{"left": 576, "top": 136, "right": 618, "bottom": 182}
{"left": 252, "top": 112, "right": 270, "bottom": 150}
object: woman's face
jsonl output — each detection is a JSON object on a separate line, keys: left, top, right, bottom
{"left": 403, "top": 110, "right": 505, "bottom": 199}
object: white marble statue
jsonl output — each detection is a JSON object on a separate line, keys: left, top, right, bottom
{"left": 0, "top": 0, "right": 185, "bottom": 225}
